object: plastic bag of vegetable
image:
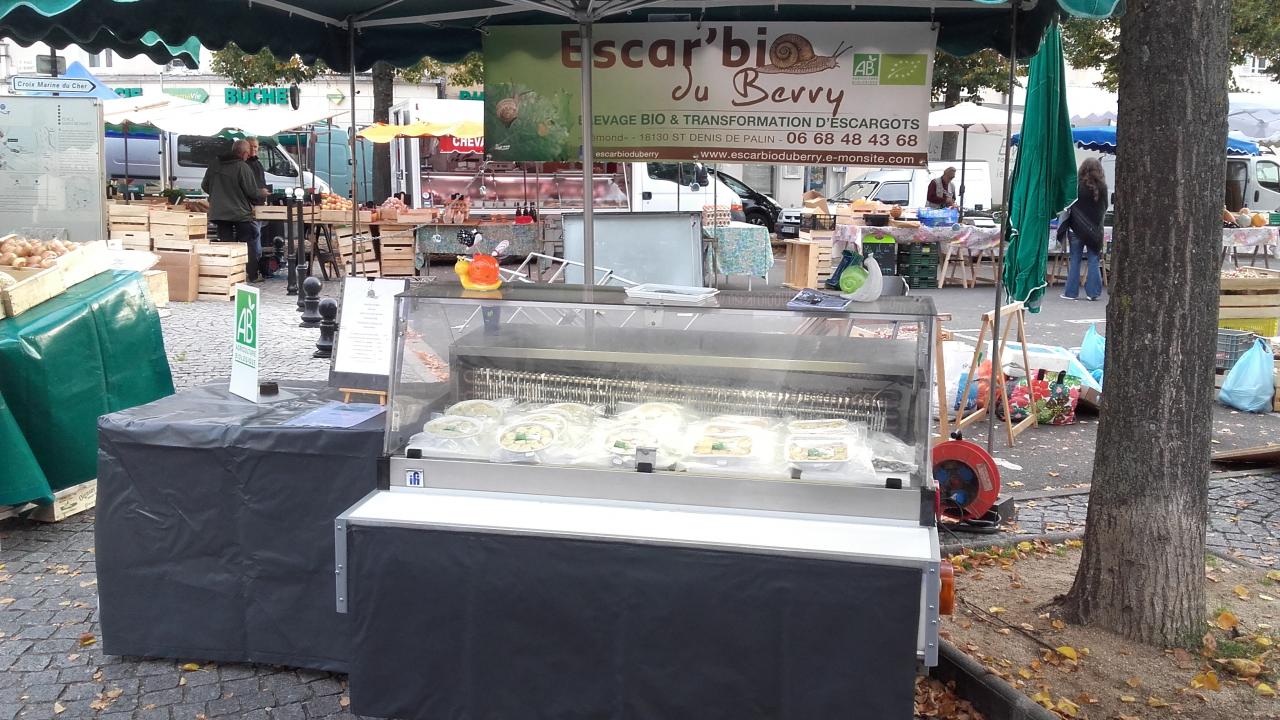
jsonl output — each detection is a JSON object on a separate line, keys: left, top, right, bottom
{"left": 1218, "top": 339, "right": 1275, "bottom": 413}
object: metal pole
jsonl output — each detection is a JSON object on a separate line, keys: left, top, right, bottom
{"left": 988, "top": 3, "right": 1019, "bottom": 451}
{"left": 122, "top": 120, "right": 131, "bottom": 203}
{"left": 348, "top": 21, "right": 360, "bottom": 277}
{"left": 958, "top": 124, "right": 969, "bottom": 219}
{"left": 579, "top": 19, "right": 594, "bottom": 286}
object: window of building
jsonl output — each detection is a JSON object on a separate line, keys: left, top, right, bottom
{"left": 1247, "top": 55, "right": 1271, "bottom": 75}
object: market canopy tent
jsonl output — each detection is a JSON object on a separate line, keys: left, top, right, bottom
{"left": 104, "top": 96, "right": 344, "bottom": 138}
{"left": 1229, "top": 91, "right": 1280, "bottom": 144}
{"left": 0, "top": 1, "right": 1070, "bottom": 71}
{"left": 928, "top": 101, "right": 1023, "bottom": 211}
{"left": 1012, "top": 125, "right": 1264, "bottom": 156}
{"left": 358, "top": 100, "right": 483, "bottom": 143}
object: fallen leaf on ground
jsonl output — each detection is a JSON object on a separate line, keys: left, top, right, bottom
{"left": 996, "top": 628, "right": 1011, "bottom": 635}
{"left": 1051, "top": 619, "right": 1066, "bottom": 630}
{"left": 1259, "top": 683, "right": 1276, "bottom": 697}
{"left": 1124, "top": 677, "right": 1143, "bottom": 689}
{"left": 1191, "top": 671, "right": 1221, "bottom": 691}
{"left": 1018, "top": 668, "right": 1033, "bottom": 680}
{"left": 78, "top": 633, "right": 96, "bottom": 647}
{"left": 1219, "top": 658, "right": 1263, "bottom": 678}
{"left": 1266, "top": 570, "right": 1280, "bottom": 583}
{"left": 1234, "top": 584, "right": 1251, "bottom": 599}
{"left": 1172, "top": 648, "right": 1196, "bottom": 669}
{"left": 1119, "top": 695, "right": 1138, "bottom": 703}
{"left": 1216, "top": 611, "right": 1240, "bottom": 630}
{"left": 181, "top": 663, "right": 200, "bottom": 672}
{"left": 339, "top": 696, "right": 351, "bottom": 708}
{"left": 1055, "top": 697, "right": 1080, "bottom": 716}
{"left": 1056, "top": 646, "right": 1078, "bottom": 661}
{"left": 988, "top": 606, "right": 1007, "bottom": 615}
{"left": 105, "top": 690, "right": 123, "bottom": 699}
{"left": 1146, "top": 696, "right": 1170, "bottom": 708}
{"left": 1064, "top": 539, "right": 1083, "bottom": 548}
{"left": 53, "top": 702, "right": 66, "bottom": 714}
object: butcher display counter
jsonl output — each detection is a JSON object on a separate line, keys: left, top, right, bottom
{"left": 337, "top": 285, "right": 950, "bottom": 720}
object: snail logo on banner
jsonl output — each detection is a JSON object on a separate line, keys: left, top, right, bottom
{"left": 230, "top": 285, "right": 260, "bottom": 402}
{"left": 484, "top": 22, "right": 936, "bottom": 166}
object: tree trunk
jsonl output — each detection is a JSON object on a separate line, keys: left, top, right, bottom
{"left": 371, "top": 61, "right": 395, "bottom": 202}
{"left": 1060, "top": 0, "right": 1230, "bottom": 646}
{"left": 939, "top": 86, "right": 962, "bottom": 160}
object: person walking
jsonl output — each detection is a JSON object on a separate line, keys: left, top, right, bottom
{"left": 926, "top": 167, "right": 958, "bottom": 209}
{"left": 1060, "top": 158, "right": 1109, "bottom": 301}
{"left": 201, "top": 139, "right": 262, "bottom": 282}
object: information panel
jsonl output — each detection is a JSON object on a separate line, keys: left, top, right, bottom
{"left": 0, "top": 96, "right": 106, "bottom": 241}
{"left": 485, "top": 23, "right": 937, "bottom": 166}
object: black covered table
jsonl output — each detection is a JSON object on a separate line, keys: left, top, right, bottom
{"left": 96, "top": 382, "right": 383, "bottom": 672}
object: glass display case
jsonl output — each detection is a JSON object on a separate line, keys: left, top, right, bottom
{"left": 383, "top": 284, "right": 937, "bottom": 522}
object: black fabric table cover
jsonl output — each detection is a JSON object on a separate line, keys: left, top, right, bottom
{"left": 346, "top": 525, "right": 922, "bottom": 720}
{"left": 96, "top": 382, "right": 383, "bottom": 672}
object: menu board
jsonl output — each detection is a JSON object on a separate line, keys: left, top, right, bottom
{"left": 331, "top": 277, "right": 409, "bottom": 392}
{"left": 0, "top": 96, "right": 106, "bottom": 241}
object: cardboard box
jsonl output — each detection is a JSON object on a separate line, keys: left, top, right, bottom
{"left": 155, "top": 251, "right": 199, "bottom": 302}
{"left": 143, "top": 269, "right": 169, "bottom": 308}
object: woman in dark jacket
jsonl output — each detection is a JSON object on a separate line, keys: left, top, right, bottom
{"left": 1062, "top": 158, "right": 1108, "bottom": 301}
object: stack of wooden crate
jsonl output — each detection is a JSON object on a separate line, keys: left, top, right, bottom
{"left": 196, "top": 243, "right": 248, "bottom": 302}
{"left": 150, "top": 208, "right": 209, "bottom": 252}
{"left": 782, "top": 211, "right": 837, "bottom": 289}
{"left": 108, "top": 204, "right": 151, "bottom": 251}
{"left": 1219, "top": 268, "right": 1280, "bottom": 338}
{"left": 336, "top": 228, "right": 380, "bottom": 276}
{"left": 379, "top": 224, "right": 417, "bottom": 277}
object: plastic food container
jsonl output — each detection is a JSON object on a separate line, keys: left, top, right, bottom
{"left": 786, "top": 435, "right": 852, "bottom": 469}
{"left": 446, "top": 399, "right": 508, "bottom": 421}
{"left": 495, "top": 420, "right": 559, "bottom": 461}
{"left": 787, "top": 418, "right": 850, "bottom": 434}
{"left": 406, "top": 415, "right": 490, "bottom": 458}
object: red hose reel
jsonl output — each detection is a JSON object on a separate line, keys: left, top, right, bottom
{"left": 933, "top": 436, "right": 1002, "bottom": 521}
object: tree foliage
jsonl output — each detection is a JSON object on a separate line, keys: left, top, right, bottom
{"left": 1063, "top": 0, "right": 1280, "bottom": 90}
{"left": 400, "top": 53, "right": 485, "bottom": 88}
{"left": 932, "top": 49, "right": 1017, "bottom": 106}
{"left": 209, "top": 43, "right": 327, "bottom": 89}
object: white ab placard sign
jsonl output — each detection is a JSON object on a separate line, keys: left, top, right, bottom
{"left": 230, "top": 284, "right": 260, "bottom": 402}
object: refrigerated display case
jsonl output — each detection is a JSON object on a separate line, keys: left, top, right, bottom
{"left": 337, "top": 285, "right": 948, "bottom": 719}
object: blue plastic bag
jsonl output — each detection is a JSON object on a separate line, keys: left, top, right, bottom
{"left": 1079, "top": 324, "right": 1106, "bottom": 372}
{"left": 1219, "top": 339, "right": 1275, "bottom": 413}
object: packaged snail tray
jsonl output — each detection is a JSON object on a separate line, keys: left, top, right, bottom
{"left": 406, "top": 415, "right": 493, "bottom": 459}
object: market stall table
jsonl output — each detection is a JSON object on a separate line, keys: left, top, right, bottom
{"left": 414, "top": 221, "right": 545, "bottom": 259}
{"left": 97, "top": 382, "right": 384, "bottom": 672}
{"left": 0, "top": 270, "right": 172, "bottom": 508}
{"left": 1222, "top": 225, "right": 1280, "bottom": 267}
{"left": 832, "top": 224, "right": 1004, "bottom": 288}
{"left": 704, "top": 221, "right": 774, "bottom": 287}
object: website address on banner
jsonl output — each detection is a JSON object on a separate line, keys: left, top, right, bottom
{"left": 595, "top": 147, "right": 927, "bottom": 165}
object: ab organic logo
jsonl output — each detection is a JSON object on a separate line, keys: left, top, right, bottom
{"left": 852, "top": 53, "right": 927, "bottom": 86}
{"left": 236, "top": 293, "right": 257, "bottom": 349}
{"left": 851, "top": 53, "right": 881, "bottom": 84}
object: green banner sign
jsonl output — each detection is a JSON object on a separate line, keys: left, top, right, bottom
{"left": 484, "top": 22, "right": 936, "bottom": 166}
{"left": 225, "top": 87, "right": 291, "bottom": 105}
{"left": 114, "top": 87, "right": 143, "bottom": 98}
{"left": 164, "top": 87, "right": 209, "bottom": 103}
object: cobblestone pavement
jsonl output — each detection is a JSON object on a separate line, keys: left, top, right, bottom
{"left": 3, "top": 279, "right": 1280, "bottom": 719}
{"left": 1008, "top": 473, "right": 1280, "bottom": 568}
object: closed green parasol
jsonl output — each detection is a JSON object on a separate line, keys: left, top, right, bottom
{"left": 1002, "top": 21, "right": 1078, "bottom": 313}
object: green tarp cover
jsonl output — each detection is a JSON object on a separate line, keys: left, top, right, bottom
{"left": 1002, "top": 22, "right": 1078, "bottom": 314}
{"left": 0, "top": 270, "right": 174, "bottom": 506}
{"left": 0, "top": 0, "right": 1065, "bottom": 70}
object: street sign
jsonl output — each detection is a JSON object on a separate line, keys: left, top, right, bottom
{"left": 9, "top": 76, "right": 96, "bottom": 94}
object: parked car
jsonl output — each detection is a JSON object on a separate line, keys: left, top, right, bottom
{"left": 830, "top": 162, "right": 993, "bottom": 211}
{"left": 777, "top": 207, "right": 803, "bottom": 239}
{"left": 106, "top": 130, "right": 330, "bottom": 195}
{"left": 709, "top": 169, "right": 782, "bottom": 231}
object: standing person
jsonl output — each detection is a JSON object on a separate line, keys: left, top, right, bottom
{"left": 926, "top": 167, "right": 958, "bottom": 209}
{"left": 201, "top": 139, "right": 262, "bottom": 281}
{"left": 1061, "top": 158, "right": 1109, "bottom": 301}
{"left": 245, "top": 138, "right": 273, "bottom": 278}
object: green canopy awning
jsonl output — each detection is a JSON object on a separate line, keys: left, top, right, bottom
{"left": 1001, "top": 20, "right": 1078, "bottom": 313}
{"left": 0, "top": 1, "right": 1091, "bottom": 71}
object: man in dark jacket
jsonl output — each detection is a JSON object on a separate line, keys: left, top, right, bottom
{"left": 201, "top": 139, "right": 262, "bottom": 281}
{"left": 245, "top": 138, "right": 273, "bottom": 278}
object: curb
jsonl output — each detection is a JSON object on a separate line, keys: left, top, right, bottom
{"left": 933, "top": 641, "right": 1059, "bottom": 720}
{"left": 942, "top": 530, "right": 1085, "bottom": 557}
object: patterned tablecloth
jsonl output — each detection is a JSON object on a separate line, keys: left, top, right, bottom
{"left": 706, "top": 222, "right": 774, "bottom": 278}
{"left": 832, "top": 224, "right": 1003, "bottom": 255}
{"left": 1222, "top": 226, "right": 1280, "bottom": 249}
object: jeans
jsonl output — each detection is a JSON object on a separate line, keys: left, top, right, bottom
{"left": 214, "top": 220, "right": 262, "bottom": 282}
{"left": 1064, "top": 230, "right": 1102, "bottom": 300}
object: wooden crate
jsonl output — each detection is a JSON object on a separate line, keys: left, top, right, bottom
{"left": 781, "top": 239, "right": 834, "bottom": 289}
{"left": 1, "top": 265, "right": 66, "bottom": 316}
{"left": 197, "top": 272, "right": 247, "bottom": 295}
{"left": 196, "top": 242, "right": 249, "bottom": 271}
{"left": 340, "top": 259, "right": 381, "bottom": 276}
{"left": 380, "top": 260, "right": 417, "bottom": 277}
{"left": 29, "top": 480, "right": 96, "bottom": 522}
{"left": 57, "top": 241, "right": 111, "bottom": 287}
{"left": 108, "top": 204, "right": 150, "bottom": 230}
{"left": 254, "top": 206, "right": 288, "bottom": 221}
{"left": 110, "top": 230, "right": 152, "bottom": 251}
{"left": 143, "top": 269, "right": 169, "bottom": 307}
{"left": 381, "top": 245, "right": 416, "bottom": 262}
{"left": 109, "top": 218, "right": 149, "bottom": 232}
{"left": 154, "top": 234, "right": 209, "bottom": 252}
{"left": 150, "top": 209, "right": 208, "bottom": 239}
{"left": 1219, "top": 268, "right": 1280, "bottom": 322}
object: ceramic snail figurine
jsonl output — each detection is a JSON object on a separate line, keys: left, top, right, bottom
{"left": 758, "top": 34, "right": 851, "bottom": 74}
{"left": 454, "top": 254, "right": 502, "bottom": 291}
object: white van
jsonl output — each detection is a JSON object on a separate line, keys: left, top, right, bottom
{"left": 105, "top": 132, "right": 329, "bottom": 195}
{"left": 1227, "top": 155, "right": 1280, "bottom": 212}
{"left": 829, "top": 162, "right": 994, "bottom": 211}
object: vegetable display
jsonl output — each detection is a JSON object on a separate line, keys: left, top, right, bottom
{"left": 0, "top": 237, "right": 80, "bottom": 270}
